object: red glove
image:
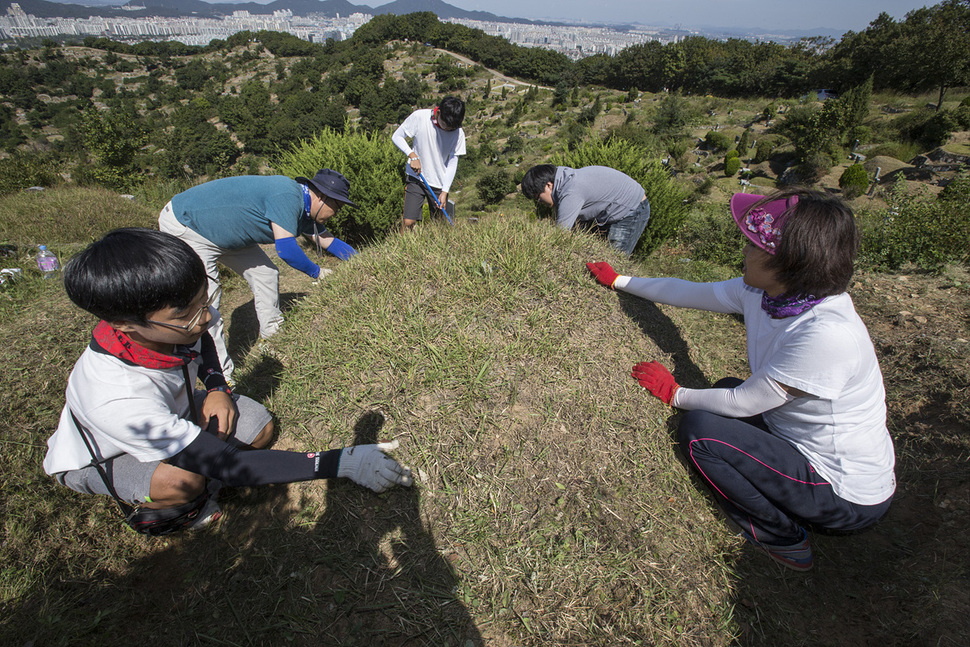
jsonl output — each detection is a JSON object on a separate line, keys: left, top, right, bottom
{"left": 586, "top": 262, "right": 620, "bottom": 289}
{"left": 631, "top": 361, "right": 679, "bottom": 404}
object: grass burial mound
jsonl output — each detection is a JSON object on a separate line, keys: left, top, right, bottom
{"left": 0, "top": 207, "right": 743, "bottom": 646}
{"left": 259, "top": 214, "right": 741, "bottom": 645}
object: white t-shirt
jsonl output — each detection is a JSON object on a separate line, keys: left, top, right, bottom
{"left": 619, "top": 276, "right": 896, "bottom": 505}
{"left": 43, "top": 344, "right": 203, "bottom": 474}
{"left": 391, "top": 108, "right": 466, "bottom": 192}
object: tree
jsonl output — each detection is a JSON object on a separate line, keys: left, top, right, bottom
{"left": 897, "top": 0, "right": 970, "bottom": 109}
{"left": 76, "top": 105, "right": 148, "bottom": 190}
{"left": 476, "top": 168, "right": 515, "bottom": 205}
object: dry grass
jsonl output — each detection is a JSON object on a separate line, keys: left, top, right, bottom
{"left": 2, "top": 194, "right": 969, "bottom": 647}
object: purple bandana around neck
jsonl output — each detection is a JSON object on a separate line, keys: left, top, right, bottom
{"left": 761, "top": 291, "right": 824, "bottom": 319}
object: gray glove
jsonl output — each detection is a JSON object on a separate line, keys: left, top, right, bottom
{"left": 337, "top": 440, "right": 413, "bottom": 493}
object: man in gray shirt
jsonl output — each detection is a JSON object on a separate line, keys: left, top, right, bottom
{"left": 521, "top": 164, "right": 651, "bottom": 255}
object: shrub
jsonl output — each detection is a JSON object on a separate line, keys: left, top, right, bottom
{"left": 274, "top": 122, "right": 403, "bottom": 245}
{"left": 652, "top": 95, "right": 696, "bottom": 137}
{"left": 858, "top": 178, "right": 970, "bottom": 272}
{"left": 954, "top": 105, "right": 970, "bottom": 130}
{"left": 725, "top": 148, "right": 740, "bottom": 160}
{"left": 704, "top": 130, "right": 732, "bottom": 152}
{"left": 476, "top": 168, "right": 515, "bottom": 205}
{"left": 896, "top": 108, "right": 960, "bottom": 149}
{"left": 0, "top": 152, "right": 61, "bottom": 197}
{"left": 940, "top": 172, "right": 970, "bottom": 204}
{"left": 736, "top": 128, "right": 752, "bottom": 153}
{"left": 724, "top": 156, "right": 741, "bottom": 176}
{"left": 839, "top": 164, "right": 869, "bottom": 199}
{"left": 555, "top": 136, "right": 690, "bottom": 257}
{"left": 753, "top": 139, "right": 774, "bottom": 164}
{"left": 795, "top": 151, "right": 833, "bottom": 184}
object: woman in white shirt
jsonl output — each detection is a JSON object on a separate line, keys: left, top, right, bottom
{"left": 588, "top": 189, "right": 895, "bottom": 571}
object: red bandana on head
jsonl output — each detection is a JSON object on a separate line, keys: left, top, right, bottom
{"left": 91, "top": 321, "right": 197, "bottom": 370}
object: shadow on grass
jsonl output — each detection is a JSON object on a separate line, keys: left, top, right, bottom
{"left": 5, "top": 411, "right": 482, "bottom": 646}
{"left": 616, "top": 292, "right": 711, "bottom": 389}
{"left": 227, "top": 291, "right": 307, "bottom": 360}
{"left": 308, "top": 410, "right": 484, "bottom": 645}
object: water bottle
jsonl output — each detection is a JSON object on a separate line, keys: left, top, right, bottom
{"left": 36, "top": 245, "right": 59, "bottom": 279}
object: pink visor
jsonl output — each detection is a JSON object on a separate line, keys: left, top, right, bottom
{"left": 730, "top": 192, "right": 799, "bottom": 254}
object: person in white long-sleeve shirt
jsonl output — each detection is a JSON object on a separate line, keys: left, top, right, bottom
{"left": 391, "top": 96, "right": 466, "bottom": 232}
{"left": 587, "top": 189, "right": 895, "bottom": 571}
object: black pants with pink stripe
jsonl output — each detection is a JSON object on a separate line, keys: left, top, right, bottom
{"left": 676, "top": 377, "right": 892, "bottom": 546}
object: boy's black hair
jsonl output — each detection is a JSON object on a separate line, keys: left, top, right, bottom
{"left": 64, "top": 228, "right": 207, "bottom": 324}
{"left": 521, "top": 164, "right": 557, "bottom": 200}
{"left": 437, "top": 96, "right": 466, "bottom": 130}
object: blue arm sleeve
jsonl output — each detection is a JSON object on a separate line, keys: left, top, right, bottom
{"left": 326, "top": 238, "right": 357, "bottom": 261}
{"left": 274, "top": 236, "right": 320, "bottom": 278}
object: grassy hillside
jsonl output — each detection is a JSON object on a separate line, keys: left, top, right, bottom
{"left": 0, "top": 188, "right": 968, "bottom": 645}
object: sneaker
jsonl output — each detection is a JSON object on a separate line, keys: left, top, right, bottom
{"left": 741, "top": 527, "right": 814, "bottom": 572}
{"left": 186, "top": 494, "right": 222, "bottom": 531}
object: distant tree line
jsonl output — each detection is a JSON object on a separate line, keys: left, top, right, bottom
{"left": 358, "top": 3, "right": 968, "bottom": 103}
{"left": 0, "top": 2, "right": 967, "bottom": 194}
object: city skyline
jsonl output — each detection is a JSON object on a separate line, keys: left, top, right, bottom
{"left": 333, "top": 0, "right": 936, "bottom": 33}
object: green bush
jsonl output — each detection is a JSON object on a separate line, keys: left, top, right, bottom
{"left": 753, "top": 139, "right": 774, "bottom": 164}
{"left": 839, "top": 164, "right": 870, "bottom": 199}
{"left": 0, "top": 152, "right": 61, "bottom": 197}
{"left": 724, "top": 156, "right": 741, "bottom": 176}
{"left": 858, "top": 178, "right": 970, "bottom": 272}
{"left": 736, "top": 128, "right": 752, "bottom": 153}
{"left": 895, "top": 108, "right": 960, "bottom": 149}
{"left": 940, "top": 172, "right": 970, "bottom": 204}
{"left": 554, "top": 136, "right": 690, "bottom": 257}
{"left": 954, "top": 105, "right": 970, "bottom": 130}
{"left": 725, "top": 148, "right": 740, "bottom": 160}
{"left": 796, "top": 151, "right": 833, "bottom": 184}
{"left": 704, "top": 130, "right": 732, "bottom": 152}
{"left": 274, "top": 122, "right": 404, "bottom": 245}
{"left": 476, "top": 168, "right": 515, "bottom": 205}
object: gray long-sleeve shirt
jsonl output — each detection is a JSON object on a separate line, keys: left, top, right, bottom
{"left": 553, "top": 166, "right": 646, "bottom": 230}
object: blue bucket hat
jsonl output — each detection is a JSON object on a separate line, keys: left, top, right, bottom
{"left": 296, "top": 169, "right": 357, "bottom": 208}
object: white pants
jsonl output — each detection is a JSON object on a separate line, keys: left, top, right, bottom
{"left": 159, "top": 202, "right": 283, "bottom": 379}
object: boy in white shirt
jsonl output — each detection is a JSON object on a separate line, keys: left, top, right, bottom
{"left": 44, "top": 229, "right": 412, "bottom": 534}
{"left": 392, "top": 96, "right": 466, "bottom": 231}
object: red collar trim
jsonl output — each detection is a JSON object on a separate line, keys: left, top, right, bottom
{"left": 91, "top": 321, "right": 196, "bottom": 370}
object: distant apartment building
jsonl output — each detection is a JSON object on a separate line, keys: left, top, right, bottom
{"left": 0, "top": 4, "right": 370, "bottom": 46}
{"left": 1, "top": 3, "right": 694, "bottom": 56}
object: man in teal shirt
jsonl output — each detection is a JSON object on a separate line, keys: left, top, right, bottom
{"left": 159, "top": 169, "right": 357, "bottom": 380}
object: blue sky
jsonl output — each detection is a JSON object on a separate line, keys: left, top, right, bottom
{"left": 345, "top": 0, "right": 936, "bottom": 33}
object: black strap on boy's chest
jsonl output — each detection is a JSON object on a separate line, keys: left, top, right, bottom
{"left": 68, "top": 364, "right": 198, "bottom": 519}
{"left": 69, "top": 409, "right": 136, "bottom": 518}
